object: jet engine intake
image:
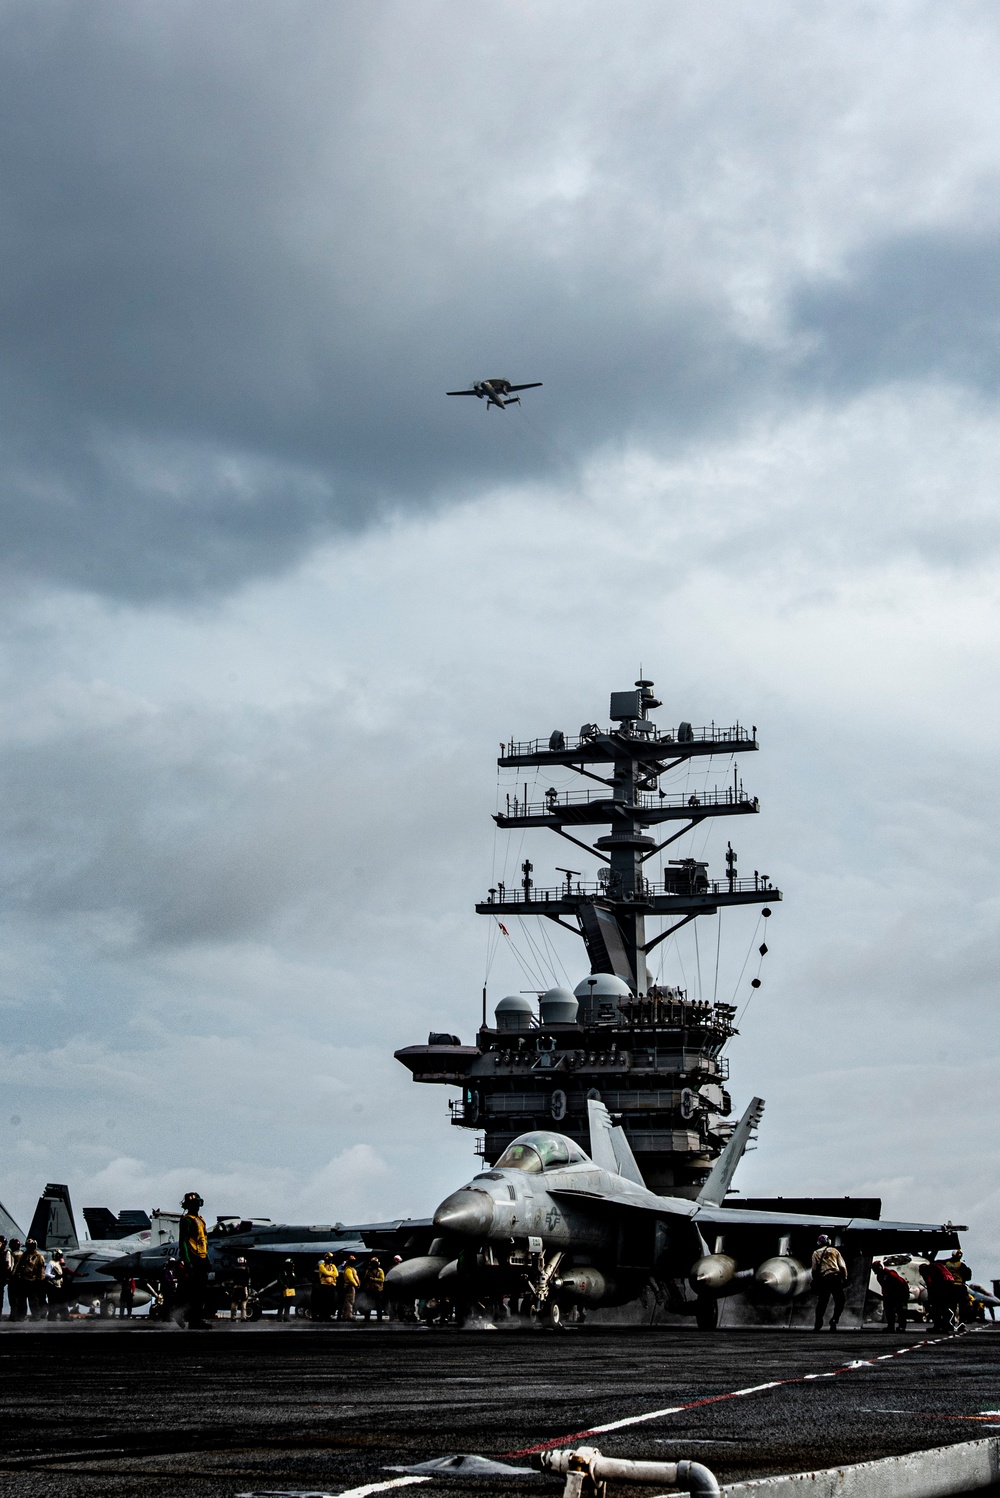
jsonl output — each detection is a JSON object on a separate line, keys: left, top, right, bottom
{"left": 688, "top": 1253, "right": 738, "bottom": 1294}
{"left": 755, "top": 1256, "right": 810, "bottom": 1298}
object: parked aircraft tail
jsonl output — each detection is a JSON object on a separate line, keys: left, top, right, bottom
{"left": 587, "top": 1099, "right": 645, "bottom": 1186}
{"left": 28, "top": 1183, "right": 79, "bottom": 1251}
{"left": 695, "top": 1097, "right": 765, "bottom": 1208}
{"left": 0, "top": 1198, "right": 23, "bottom": 1240}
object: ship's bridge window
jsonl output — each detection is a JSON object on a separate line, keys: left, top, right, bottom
{"left": 497, "top": 1131, "right": 588, "bottom": 1172}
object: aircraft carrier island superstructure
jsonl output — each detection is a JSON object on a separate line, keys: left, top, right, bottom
{"left": 396, "top": 682, "right": 780, "bottom": 1196}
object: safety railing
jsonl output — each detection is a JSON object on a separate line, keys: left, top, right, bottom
{"left": 500, "top": 787, "right": 758, "bottom": 819}
{"left": 504, "top": 723, "right": 756, "bottom": 757}
{"left": 481, "top": 874, "right": 777, "bottom": 904}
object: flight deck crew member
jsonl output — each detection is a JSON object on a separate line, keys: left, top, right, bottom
{"left": 46, "top": 1252, "right": 68, "bottom": 1320}
{"left": 179, "top": 1191, "right": 212, "bottom": 1328}
{"left": 945, "top": 1250, "right": 972, "bottom": 1326}
{"left": 339, "top": 1255, "right": 360, "bottom": 1320}
{"left": 0, "top": 1237, "right": 11, "bottom": 1317}
{"left": 276, "top": 1258, "right": 297, "bottom": 1319}
{"left": 920, "top": 1256, "right": 958, "bottom": 1332}
{"left": 228, "top": 1257, "right": 252, "bottom": 1321}
{"left": 874, "top": 1260, "right": 910, "bottom": 1332}
{"left": 6, "top": 1241, "right": 25, "bottom": 1320}
{"left": 811, "top": 1235, "right": 848, "bottom": 1331}
{"left": 362, "top": 1256, "right": 385, "bottom": 1321}
{"left": 313, "top": 1254, "right": 338, "bottom": 1322}
{"left": 14, "top": 1238, "right": 47, "bottom": 1320}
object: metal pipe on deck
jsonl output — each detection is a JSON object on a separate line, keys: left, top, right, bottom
{"left": 536, "top": 1445, "right": 720, "bottom": 1498}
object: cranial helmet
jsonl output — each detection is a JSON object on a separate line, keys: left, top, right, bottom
{"left": 237, "top": 1257, "right": 247, "bottom": 1265}
{"left": 817, "top": 1234, "right": 830, "bottom": 1246}
{"left": 182, "top": 1191, "right": 204, "bottom": 1210}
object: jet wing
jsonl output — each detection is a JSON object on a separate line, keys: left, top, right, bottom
{"left": 446, "top": 389, "right": 478, "bottom": 395}
{"left": 694, "top": 1204, "right": 963, "bottom": 1248}
{"left": 506, "top": 382, "right": 542, "bottom": 391}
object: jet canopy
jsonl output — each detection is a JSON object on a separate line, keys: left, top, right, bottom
{"left": 496, "top": 1132, "right": 589, "bottom": 1173}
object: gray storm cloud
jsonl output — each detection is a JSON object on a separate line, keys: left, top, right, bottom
{"left": 3, "top": 0, "right": 998, "bottom": 599}
{"left": 1, "top": 0, "right": 999, "bottom": 1274}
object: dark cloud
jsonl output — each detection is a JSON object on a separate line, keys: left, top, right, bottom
{"left": 0, "top": 0, "right": 780, "bottom": 601}
{"left": 793, "top": 228, "right": 1000, "bottom": 395}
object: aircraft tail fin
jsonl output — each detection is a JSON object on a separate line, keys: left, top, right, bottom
{"left": 27, "top": 1183, "right": 79, "bottom": 1250}
{"left": 587, "top": 1099, "right": 645, "bottom": 1186}
{"left": 0, "top": 1198, "right": 24, "bottom": 1240}
{"left": 695, "top": 1097, "right": 765, "bottom": 1207}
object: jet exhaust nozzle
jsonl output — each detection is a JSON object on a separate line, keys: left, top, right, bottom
{"left": 689, "top": 1253, "right": 738, "bottom": 1294}
{"left": 432, "top": 1188, "right": 494, "bottom": 1238}
{"left": 384, "top": 1255, "right": 452, "bottom": 1294}
{"left": 755, "top": 1256, "right": 810, "bottom": 1298}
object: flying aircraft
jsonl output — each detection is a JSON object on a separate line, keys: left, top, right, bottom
{"left": 446, "top": 377, "right": 542, "bottom": 411}
{"left": 385, "top": 1099, "right": 963, "bottom": 1327}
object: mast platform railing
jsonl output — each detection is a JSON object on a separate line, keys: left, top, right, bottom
{"left": 501, "top": 786, "right": 758, "bottom": 820}
{"left": 503, "top": 723, "right": 756, "bottom": 757}
{"left": 481, "top": 874, "right": 778, "bottom": 904}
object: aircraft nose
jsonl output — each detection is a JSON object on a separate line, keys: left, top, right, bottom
{"left": 433, "top": 1188, "right": 494, "bottom": 1237}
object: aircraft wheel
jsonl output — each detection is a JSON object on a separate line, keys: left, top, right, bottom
{"left": 548, "top": 1301, "right": 561, "bottom": 1326}
{"left": 695, "top": 1295, "right": 719, "bottom": 1331}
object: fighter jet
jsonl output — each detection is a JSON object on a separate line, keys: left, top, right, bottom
{"left": 23, "top": 1183, "right": 158, "bottom": 1313}
{"left": 446, "top": 377, "right": 542, "bottom": 411}
{"left": 386, "top": 1100, "right": 963, "bottom": 1327}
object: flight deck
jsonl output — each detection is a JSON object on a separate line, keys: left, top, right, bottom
{"left": 0, "top": 1324, "right": 997, "bottom": 1498}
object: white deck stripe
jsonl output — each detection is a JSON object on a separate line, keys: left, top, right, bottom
{"left": 335, "top": 1479, "right": 432, "bottom": 1498}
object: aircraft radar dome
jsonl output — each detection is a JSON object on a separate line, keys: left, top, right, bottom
{"left": 539, "top": 987, "right": 579, "bottom": 1025}
{"left": 495, "top": 994, "right": 535, "bottom": 1032}
{"left": 573, "top": 972, "right": 632, "bottom": 1023}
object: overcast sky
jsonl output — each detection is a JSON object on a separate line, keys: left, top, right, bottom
{"left": 1, "top": 0, "right": 999, "bottom": 1281}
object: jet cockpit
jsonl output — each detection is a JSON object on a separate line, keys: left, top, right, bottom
{"left": 494, "top": 1132, "right": 589, "bottom": 1173}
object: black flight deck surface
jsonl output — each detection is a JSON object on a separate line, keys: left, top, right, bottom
{"left": 1, "top": 1325, "right": 999, "bottom": 1498}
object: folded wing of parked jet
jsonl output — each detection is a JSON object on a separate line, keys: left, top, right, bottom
{"left": 696, "top": 1097, "right": 765, "bottom": 1207}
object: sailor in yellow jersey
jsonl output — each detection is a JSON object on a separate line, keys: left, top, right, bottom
{"left": 313, "top": 1253, "right": 339, "bottom": 1322}
{"left": 339, "top": 1255, "right": 360, "bottom": 1320}
{"left": 178, "top": 1191, "right": 211, "bottom": 1328}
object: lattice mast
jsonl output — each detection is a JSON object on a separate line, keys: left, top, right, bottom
{"left": 479, "top": 681, "right": 776, "bottom": 991}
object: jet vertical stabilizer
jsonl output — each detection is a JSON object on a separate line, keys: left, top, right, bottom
{"left": 588, "top": 1099, "right": 645, "bottom": 1186}
{"left": 0, "top": 1199, "right": 23, "bottom": 1239}
{"left": 28, "top": 1183, "right": 79, "bottom": 1250}
{"left": 695, "top": 1097, "right": 765, "bottom": 1207}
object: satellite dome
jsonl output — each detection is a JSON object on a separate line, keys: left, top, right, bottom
{"left": 539, "top": 987, "right": 579, "bottom": 1025}
{"left": 573, "top": 972, "right": 632, "bottom": 1023}
{"left": 495, "top": 994, "right": 535, "bottom": 1032}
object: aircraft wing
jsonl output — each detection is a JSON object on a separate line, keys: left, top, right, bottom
{"left": 696, "top": 1098, "right": 765, "bottom": 1206}
{"left": 507, "top": 382, "right": 542, "bottom": 391}
{"left": 446, "top": 389, "right": 477, "bottom": 395}
{"left": 693, "top": 1203, "right": 963, "bottom": 1248}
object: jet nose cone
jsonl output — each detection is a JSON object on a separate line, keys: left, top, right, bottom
{"left": 433, "top": 1188, "right": 494, "bottom": 1237}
